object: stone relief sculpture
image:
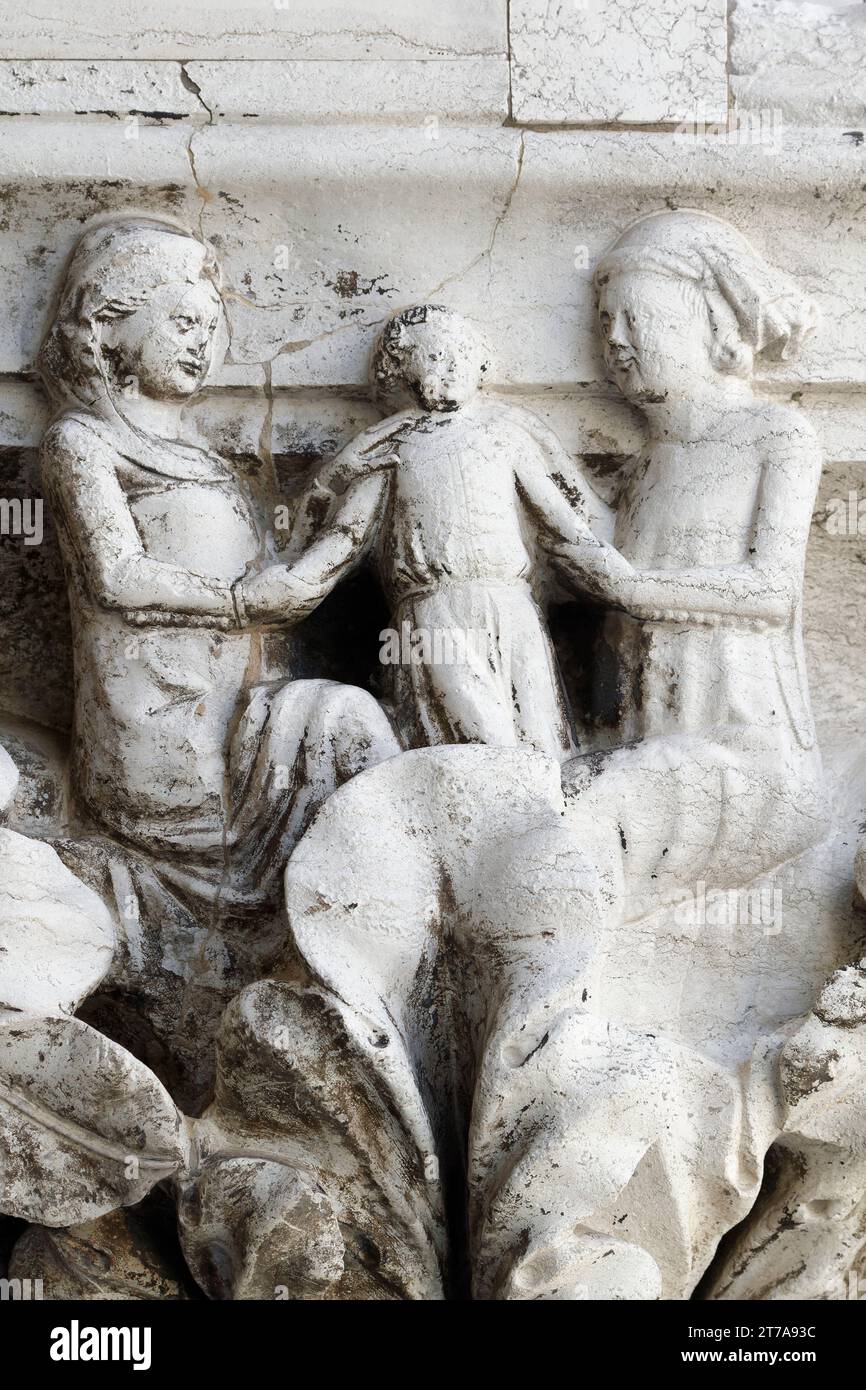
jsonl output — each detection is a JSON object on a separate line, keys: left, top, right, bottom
{"left": 210, "top": 209, "right": 831, "bottom": 1301}
{"left": 20, "top": 216, "right": 402, "bottom": 1113}
{"left": 38, "top": 216, "right": 400, "bottom": 913}
{"left": 0, "top": 740, "right": 186, "bottom": 1228}
{"left": 274, "top": 304, "right": 613, "bottom": 756}
{"left": 704, "top": 955, "right": 866, "bottom": 1301}
{"left": 1, "top": 206, "right": 861, "bottom": 1302}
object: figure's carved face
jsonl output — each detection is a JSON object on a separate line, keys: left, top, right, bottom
{"left": 597, "top": 271, "right": 714, "bottom": 403}
{"left": 100, "top": 280, "right": 221, "bottom": 401}
{"left": 400, "top": 332, "right": 484, "bottom": 412}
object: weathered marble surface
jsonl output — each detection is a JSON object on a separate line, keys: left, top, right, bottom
{"left": 0, "top": 0, "right": 864, "bottom": 1304}
{"left": 510, "top": 0, "right": 728, "bottom": 125}
{"left": 731, "top": 0, "right": 866, "bottom": 127}
{"left": 0, "top": 0, "right": 507, "bottom": 60}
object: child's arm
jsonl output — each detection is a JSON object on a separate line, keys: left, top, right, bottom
{"left": 237, "top": 471, "right": 389, "bottom": 624}
{"left": 513, "top": 429, "right": 637, "bottom": 605}
{"left": 511, "top": 407, "right": 615, "bottom": 541}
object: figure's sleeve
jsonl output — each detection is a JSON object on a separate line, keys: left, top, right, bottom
{"left": 42, "top": 419, "right": 237, "bottom": 623}
{"left": 514, "top": 435, "right": 605, "bottom": 551}
{"left": 286, "top": 473, "right": 340, "bottom": 562}
{"left": 239, "top": 472, "right": 389, "bottom": 624}
{"left": 509, "top": 420, "right": 643, "bottom": 605}
{"left": 286, "top": 413, "right": 409, "bottom": 560}
{"left": 512, "top": 408, "right": 615, "bottom": 541}
{"left": 289, "top": 472, "right": 388, "bottom": 592}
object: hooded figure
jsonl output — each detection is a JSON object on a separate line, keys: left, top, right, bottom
{"left": 39, "top": 214, "right": 400, "bottom": 911}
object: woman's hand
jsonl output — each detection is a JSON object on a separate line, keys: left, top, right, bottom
{"left": 319, "top": 414, "right": 415, "bottom": 491}
{"left": 553, "top": 537, "right": 637, "bottom": 608}
{"left": 235, "top": 564, "right": 321, "bottom": 626}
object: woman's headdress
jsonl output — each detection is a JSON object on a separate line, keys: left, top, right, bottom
{"left": 595, "top": 210, "right": 818, "bottom": 365}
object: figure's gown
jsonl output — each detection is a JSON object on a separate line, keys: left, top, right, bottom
{"left": 41, "top": 408, "right": 400, "bottom": 911}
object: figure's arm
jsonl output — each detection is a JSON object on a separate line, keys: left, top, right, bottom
{"left": 284, "top": 412, "right": 413, "bottom": 561}
{"left": 238, "top": 472, "right": 388, "bottom": 624}
{"left": 43, "top": 420, "right": 237, "bottom": 624}
{"left": 514, "top": 431, "right": 634, "bottom": 603}
{"left": 239, "top": 414, "right": 410, "bottom": 623}
{"left": 615, "top": 425, "right": 821, "bottom": 625}
{"left": 512, "top": 407, "right": 615, "bottom": 541}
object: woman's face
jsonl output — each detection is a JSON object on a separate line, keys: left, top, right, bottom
{"left": 101, "top": 280, "right": 221, "bottom": 400}
{"left": 597, "top": 271, "right": 715, "bottom": 403}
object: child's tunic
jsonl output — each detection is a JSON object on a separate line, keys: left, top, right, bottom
{"left": 296, "top": 400, "right": 601, "bottom": 759}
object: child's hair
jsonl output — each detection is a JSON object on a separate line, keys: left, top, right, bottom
{"left": 371, "top": 304, "right": 491, "bottom": 406}
{"left": 595, "top": 209, "right": 818, "bottom": 377}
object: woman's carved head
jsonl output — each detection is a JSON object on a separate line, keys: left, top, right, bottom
{"left": 39, "top": 214, "right": 222, "bottom": 409}
{"left": 594, "top": 210, "right": 818, "bottom": 403}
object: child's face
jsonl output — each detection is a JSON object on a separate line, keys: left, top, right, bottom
{"left": 598, "top": 271, "right": 716, "bottom": 403}
{"left": 405, "top": 335, "right": 482, "bottom": 412}
{"left": 101, "top": 280, "right": 222, "bottom": 401}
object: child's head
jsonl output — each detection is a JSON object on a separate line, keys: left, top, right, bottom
{"left": 372, "top": 305, "right": 490, "bottom": 412}
{"left": 594, "top": 210, "right": 817, "bottom": 405}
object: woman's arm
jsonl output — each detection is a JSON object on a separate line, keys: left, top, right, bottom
{"left": 42, "top": 419, "right": 237, "bottom": 623}
{"left": 614, "top": 427, "right": 821, "bottom": 625}
{"left": 284, "top": 413, "right": 411, "bottom": 561}
{"left": 239, "top": 414, "right": 407, "bottom": 624}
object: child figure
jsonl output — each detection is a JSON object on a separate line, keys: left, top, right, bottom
{"left": 241, "top": 306, "right": 612, "bottom": 757}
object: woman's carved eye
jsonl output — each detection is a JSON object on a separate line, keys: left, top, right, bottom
{"left": 174, "top": 315, "right": 196, "bottom": 333}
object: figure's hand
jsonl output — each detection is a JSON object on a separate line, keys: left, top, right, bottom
{"left": 359, "top": 411, "right": 418, "bottom": 454}
{"left": 554, "top": 538, "right": 636, "bottom": 607}
{"left": 235, "top": 565, "right": 321, "bottom": 626}
{"left": 311, "top": 413, "right": 416, "bottom": 502}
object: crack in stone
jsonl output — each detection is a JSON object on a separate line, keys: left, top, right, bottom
{"left": 424, "top": 130, "right": 526, "bottom": 299}
{"left": 179, "top": 62, "right": 214, "bottom": 122}
{"left": 178, "top": 63, "right": 214, "bottom": 244}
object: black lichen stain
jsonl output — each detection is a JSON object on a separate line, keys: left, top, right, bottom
{"left": 324, "top": 270, "right": 396, "bottom": 301}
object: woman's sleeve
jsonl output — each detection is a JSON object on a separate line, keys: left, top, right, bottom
{"left": 43, "top": 421, "right": 237, "bottom": 622}
{"left": 238, "top": 473, "right": 388, "bottom": 625}
{"left": 287, "top": 416, "right": 407, "bottom": 560}
{"left": 288, "top": 473, "right": 388, "bottom": 593}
